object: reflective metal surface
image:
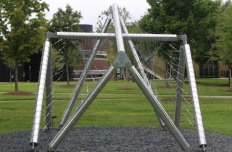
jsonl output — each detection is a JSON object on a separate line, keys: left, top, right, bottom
{"left": 184, "top": 44, "right": 207, "bottom": 147}
{"left": 55, "top": 32, "right": 179, "bottom": 41}
{"left": 30, "top": 40, "right": 51, "bottom": 145}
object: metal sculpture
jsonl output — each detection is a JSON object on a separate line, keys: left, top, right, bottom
{"left": 30, "top": 3, "right": 206, "bottom": 151}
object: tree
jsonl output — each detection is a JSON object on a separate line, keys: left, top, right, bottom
{"left": 139, "top": 0, "right": 221, "bottom": 65}
{"left": 48, "top": 4, "right": 83, "bottom": 85}
{"left": 212, "top": 1, "right": 232, "bottom": 88}
{"left": 0, "top": 0, "right": 49, "bottom": 91}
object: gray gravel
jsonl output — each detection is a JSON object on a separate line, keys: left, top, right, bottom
{"left": 0, "top": 127, "right": 232, "bottom": 152}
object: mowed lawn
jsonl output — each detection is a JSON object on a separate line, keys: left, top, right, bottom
{"left": 0, "top": 78, "right": 232, "bottom": 136}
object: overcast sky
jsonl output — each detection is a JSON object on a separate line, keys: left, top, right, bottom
{"left": 44, "top": 0, "right": 150, "bottom": 25}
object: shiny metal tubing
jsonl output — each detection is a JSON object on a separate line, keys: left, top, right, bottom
{"left": 174, "top": 46, "right": 186, "bottom": 128}
{"left": 48, "top": 63, "right": 119, "bottom": 151}
{"left": 59, "top": 14, "right": 112, "bottom": 127}
{"left": 120, "top": 16, "right": 166, "bottom": 128}
{"left": 46, "top": 43, "right": 52, "bottom": 129}
{"left": 126, "top": 63, "right": 190, "bottom": 151}
{"left": 111, "top": 3, "right": 125, "bottom": 52}
{"left": 30, "top": 40, "right": 51, "bottom": 145}
{"left": 184, "top": 44, "right": 207, "bottom": 148}
{"left": 55, "top": 32, "right": 179, "bottom": 41}
{"left": 119, "top": 16, "right": 150, "bottom": 87}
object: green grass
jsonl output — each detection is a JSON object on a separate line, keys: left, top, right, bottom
{"left": 0, "top": 82, "right": 38, "bottom": 93}
{"left": 200, "top": 98, "right": 232, "bottom": 135}
{"left": 195, "top": 78, "right": 232, "bottom": 95}
{"left": 0, "top": 101, "right": 35, "bottom": 133}
{"left": 0, "top": 78, "right": 232, "bottom": 136}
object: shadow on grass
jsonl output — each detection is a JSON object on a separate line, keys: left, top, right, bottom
{"left": 3, "top": 91, "right": 35, "bottom": 96}
{"left": 184, "top": 79, "right": 229, "bottom": 87}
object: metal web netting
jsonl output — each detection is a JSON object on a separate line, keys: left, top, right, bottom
{"left": 133, "top": 39, "right": 196, "bottom": 129}
{"left": 39, "top": 34, "right": 198, "bottom": 135}
{"left": 40, "top": 35, "right": 112, "bottom": 131}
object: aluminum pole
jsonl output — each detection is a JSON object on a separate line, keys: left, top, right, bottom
{"left": 48, "top": 62, "right": 119, "bottom": 151}
{"left": 46, "top": 43, "right": 52, "bottom": 129}
{"left": 125, "top": 61, "right": 190, "bottom": 151}
{"left": 111, "top": 3, "right": 125, "bottom": 53}
{"left": 119, "top": 16, "right": 150, "bottom": 88}
{"left": 30, "top": 39, "right": 51, "bottom": 147}
{"left": 59, "top": 14, "right": 112, "bottom": 128}
{"left": 174, "top": 46, "right": 186, "bottom": 128}
{"left": 183, "top": 44, "right": 206, "bottom": 149}
{"left": 55, "top": 32, "right": 180, "bottom": 41}
{"left": 119, "top": 16, "right": 166, "bottom": 129}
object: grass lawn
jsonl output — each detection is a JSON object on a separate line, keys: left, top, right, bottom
{"left": 0, "top": 78, "right": 232, "bottom": 136}
{"left": 200, "top": 98, "right": 232, "bottom": 135}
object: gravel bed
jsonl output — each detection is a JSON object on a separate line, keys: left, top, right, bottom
{"left": 1, "top": 126, "right": 232, "bottom": 152}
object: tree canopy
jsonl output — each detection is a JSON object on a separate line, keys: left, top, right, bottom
{"left": 0, "top": 0, "right": 49, "bottom": 91}
{"left": 139, "top": 0, "right": 221, "bottom": 64}
{"left": 211, "top": 1, "right": 232, "bottom": 87}
{"left": 213, "top": 1, "right": 232, "bottom": 66}
{"left": 48, "top": 4, "right": 83, "bottom": 85}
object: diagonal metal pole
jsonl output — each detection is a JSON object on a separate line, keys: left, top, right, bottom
{"left": 183, "top": 43, "right": 206, "bottom": 150}
{"left": 111, "top": 4, "right": 125, "bottom": 53}
{"left": 115, "top": 6, "right": 188, "bottom": 149}
{"left": 30, "top": 33, "right": 52, "bottom": 148}
{"left": 48, "top": 61, "right": 119, "bottom": 151}
{"left": 125, "top": 60, "right": 190, "bottom": 151}
{"left": 119, "top": 16, "right": 150, "bottom": 88}
{"left": 46, "top": 42, "right": 53, "bottom": 129}
{"left": 119, "top": 16, "right": 166, "bottom": 129}
{"left": 59, "top": 15, "right": 112, "bottom": 128}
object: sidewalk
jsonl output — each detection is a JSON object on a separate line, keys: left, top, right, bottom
{"left": 199, "top": 96, "right": 232, "bottom": 98}
{"left": 0, "top": 95, "right": 232, "bottom": 103}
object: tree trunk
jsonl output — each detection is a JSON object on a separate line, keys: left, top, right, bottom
{"left": 165, "top": 62, "right": 171, "bottom": 87}
{"left": 15, "top": 64, "right": 18, "bottom": 91}
{"left": 123, "top": 68, "right": 128, "bottom": 89}
{"left": 229, "top": 67, "right": 232, "bottom": 90}
{"left": 10, "top": 70, "right": 11, "bottom": 82}
{"left": 66, "top": 64, "right": 70, "bottom": 85}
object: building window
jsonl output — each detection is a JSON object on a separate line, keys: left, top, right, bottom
{"left": 200, "top": 61, "right": 218, "bottom": 77}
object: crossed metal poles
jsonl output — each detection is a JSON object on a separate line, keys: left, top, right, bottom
{"left": 30, "top": 3, "right": 206, "bottom": 151}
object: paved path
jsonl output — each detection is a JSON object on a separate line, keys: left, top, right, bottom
{"left": 0, "top": 95, "right": 232, "bottom": 103}
{"left": 199, "top": 96, "right": 232, "bottom": 98}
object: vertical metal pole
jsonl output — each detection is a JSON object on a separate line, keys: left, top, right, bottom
{"left": 174, "top": 46, "right": 186, "bottom": 128}
{"left": 30, "top": 39, "right": 51, "bottom": 147}
{"left": 59, "top": 15, "right": 112, "bottom": 127}
{"left": 125, "top": 62, "right": 190, "bottom": 151}
{"left": 48, "top": 63, "right": 119, "bottom": 151}
{"left": 183, "top": 44, "right": 206, "bottom": 149}
{"left": 46, "top": 43, "right": 52, "bottom": 129}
